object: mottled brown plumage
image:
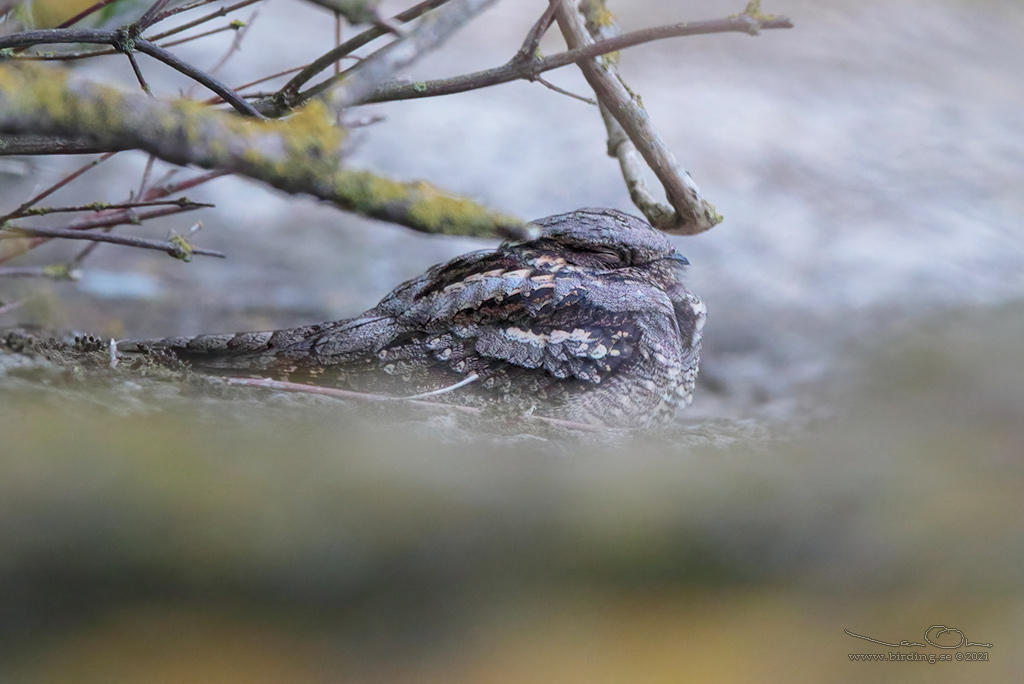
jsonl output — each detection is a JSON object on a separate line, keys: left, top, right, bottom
{"left": 119, "top": 208, "right": 706, "bottom": 427}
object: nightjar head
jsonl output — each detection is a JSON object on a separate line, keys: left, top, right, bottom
{"left": 522, "top": 207, "right": 688, "bottom": 271}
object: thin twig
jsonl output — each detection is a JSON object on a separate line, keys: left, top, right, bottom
{"left": 400, "top": 372, "right": 478, "bottom": 399}
{"left": 143, "top": 170, "right": 228, "bottom": 199}
{"left": 322, "top": 0, "right": 502, "bottom": 114}
{"left": 158, "top": 22, "right": 242, "bottom": 49}
{"left": 515, "top": 0, "right": 558, "bottom": 62}
{"left": 132, "top": 37, "right": 264, "bottom": 117}
{"left": 227, "top": 376, "right": 451, "bottom": 405}
{"left": 334, "top": 11, "right": 342, "bottom": 78}
{"left": 0, "top": 161, "right": 223, "bottom": 266}
{"left": 9, "top": 0, "right": 243, "bottom": 58}
{"left": 9, "top": 198, "right": 214, "bottom": 219}
{"left": 151, "top": 0, "right": 223, "bottom": 23}
{"left": 223, "top": 376, "right": 605, "bottom": 431}
{"left": 599, "top": 105, "right": 673, "bottom": 226}
{"left": 0, "top": 265, "right": 79, "bottom": 279}
{"left": 0, "top": 224, "right": 226, "bottom": 259}
{"left": 0, "top": 27, "right": 115, "bottom": 49}
{"left": 68, "top": 202, "right": 207, "bottom": 231}
{"left": 195, "top": 10, "right": 258, "bottom": 88}
{"left": 136, "top": 0, "right": 174, "bottom": 32}
{"left": 147, "top": 0, "right": 263, "bottom": 41}
{"left": 55, "top": 0, "right": 121, "bottom": 28}
{"left": 0, "top": 29, "right": 262, "bottom": 117}
{"left": 234, "top": 65, "right": 307, "bottom": 93}
{"left": 126, "top": 50, "right": 153, "bottom": 95}
{"left": 0, "top": 297, "right": 29, "bottom": 315}
{"left": 202, "top": 65, "right": 312, "bottom": 105}
{"left": 276, "top": 0, "right": 452, "bottom": 102}
{"left": 350, "top": 12, "right": 793, "bottom": 107}
{"left": 5, "top": 47, "right": 117, "bottom": 61}
{"left": 69, "top": 161, "right": 203, "bottom": 269}
{"left": 68, "top": 163, "right": 159, "bottom": 265}
{"left": 0, "top": 203, "right": 217, "bottom": 265}
{"left": 137, "top": 155, "right": 158, "bottom": 200}
{"left": 534, "top": 76, "right": 595, "bottom": 104}
{"left": 0, "top": 135, "right": 124, "bottom": 155}
{"left": 0, "top": 152, "right": 118, "bottom": 223}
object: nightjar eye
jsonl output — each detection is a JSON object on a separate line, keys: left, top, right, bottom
{"left": 580, "top": 247, "right": 627, "bottom": 268}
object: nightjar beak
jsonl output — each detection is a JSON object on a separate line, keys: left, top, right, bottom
{"left": 662, "top": 252, "right": 690, "bottom": 266}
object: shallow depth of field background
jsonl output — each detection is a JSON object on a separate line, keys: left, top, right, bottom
{"left": 1, "top": 0, "right": 1022, "bottom": 681}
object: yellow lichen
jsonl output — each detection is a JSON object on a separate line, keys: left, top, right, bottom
{"left": 407, "top": 183, "right": 521, "bottom": 237}
{"left": 579, "top": 0, "right": 615, "bottom": 30}
{"left": 333, "top": 170, "right": 411, "bottom": 213}
{"left": 278, "top": 99, "right": 345, "bottom": 155}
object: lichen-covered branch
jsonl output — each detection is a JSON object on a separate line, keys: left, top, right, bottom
{"left": 0, "top": 65, "right": 524, "bottom": 238}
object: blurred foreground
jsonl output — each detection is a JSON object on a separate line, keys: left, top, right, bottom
{"left": 1, "top": 304, "right": 1022, "bottom": 682}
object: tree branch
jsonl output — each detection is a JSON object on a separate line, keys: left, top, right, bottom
{"left": 353, "top": 12, "right": 792, "bottom": 106}
{"left": 0, "top": 29, "right": 262, "bottom": 117}
{"left": 0, "top": 225, "right": 225, "bottom": 260}
{"left": 515, "top": 0, "right": 558, "bottom": 63}
{"left": 0, "top": 65, "right": 525, "bottom": 238}
{"left": 0, "top": 134, "right": 126, "bottom": 156}
{"left": 7, "top": 198, "right": 213, "bottom": 220}
{"left": 276, "top": 0, "right": 450, "bottom": 105}
{"left": 321, "top": 0, "right": 502, "bottom": 113}
{"left": 0, "top": 171, "right": 227, "bottom": 264}
{"left": 55, "top": 0, "right": 122, "bottom": 29}
{"left": 0, "top": 204, "right": 213, "bottom": 264}
{"left": 556, "top": 0, "right": 719, "bottom": 233}
{"left": 146, "top": 0, "right": 262, "bottom": 41}
{"left": 0, "top": 152, "right": 119, "bottom": 224}
{"left": 0, "top": 265, "right": 80, "bottom": 279}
